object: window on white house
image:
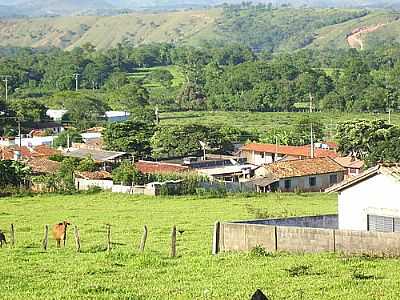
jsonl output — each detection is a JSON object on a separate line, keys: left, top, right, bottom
{"left": 260, "top": 153, "right": 265, "bottom": 159}
{"left": 284, "top": 179, "right": 291, "bottom": 189}
{"left": 309, "top": 177, "right": 317, "bottom": 187}
{"left": 368, "top": 215, "right": 400, "bottom": 232}
{"left": 330, "top": 174, "right": 338, "bottom": 184}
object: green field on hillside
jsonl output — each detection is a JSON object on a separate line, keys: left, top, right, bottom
{"left": 129, "top": 66, "right": 185, "bottom": 88}
{"left": 160, "top": 111, "right": 398, "bottom": 138}
{"left": 1, "top": 192, "right": 400, "bottom": 299}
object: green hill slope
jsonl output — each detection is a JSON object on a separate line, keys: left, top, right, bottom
{"left": 0, "top": 7, "right": 400, "bottom": 51}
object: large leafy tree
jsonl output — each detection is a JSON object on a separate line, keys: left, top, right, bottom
{"left": 9, "top": 99, "right": 47, "bottom": 122}
{"left": 336, "top": 119, "right": 400, "bottom": 165}
{"left": 103, "top": 120, "right": 155, "bottom": 159}
{"left": 151, "top": 124, "right": 230, "bottom": 159}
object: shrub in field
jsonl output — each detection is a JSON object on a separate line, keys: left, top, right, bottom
{"left": 250, "top": 245, "right": 272, "bottom": 257}
{"left": 286, "top": 265, "right": 312, "bottom": 277}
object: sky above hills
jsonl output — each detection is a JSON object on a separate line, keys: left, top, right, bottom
{"left": 0, "top": 0, "right": 400, "bottom": 15}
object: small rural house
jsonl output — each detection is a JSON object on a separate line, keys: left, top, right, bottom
{"left": 135, "top": 160, "right": 189, "bottom": 174}
{"left": 104, "top": 111, "right": 130, "bottom": 123}
{"left": 46, "top": 109, "right": 68, "bottom": 121}
{"left": 253, "top": 157, "right": 345, "bottom": 192}
{"left": 28, "top": 122, "right": 64, "bottom": 136}
{"left": 75, "top": 171, "right": 114, "bottom": 191}
{"left": 334, "top": 156, "right": 364, "bottom": 177}
{"left": 327, "top": 165, "right": 400, "bottom": 232}
{"left": 63, "top": 148, "right": 129, "bottom": 170}
{"left": 239, "top": 143, "right": 337, "bottom": 166}
{"left": 160, "top": 155, "right": 257, "bottom": 182}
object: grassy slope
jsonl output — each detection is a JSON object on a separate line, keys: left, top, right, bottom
{"left": 1, "top": 8, "right": 400, "bottom": 51}
{"left": 0, "top": 9, "right": 221, "bottom": 50}
{"left": 311, "top": 10, "right": 400, "bottom": 50}
{"left": 1, "top": 192, "right": 400, "bottom": 299}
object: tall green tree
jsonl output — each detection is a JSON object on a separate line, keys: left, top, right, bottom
{"left": 103, "top": 120, "right": 155, "bottom": 159}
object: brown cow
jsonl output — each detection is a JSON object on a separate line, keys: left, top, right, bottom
{"left": 0, "top": 230, "right": 6, "bottom": 248}
{"left": 52, "top": 221, "right": 71, "bottom": 248}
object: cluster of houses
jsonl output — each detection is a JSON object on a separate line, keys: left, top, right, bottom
{"left": 3, "top": 113, "right": 400, "bottom": 236}
{"left": 1, "top": 111, "right": 369, "bottom": 195}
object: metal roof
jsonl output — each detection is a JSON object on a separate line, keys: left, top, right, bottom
{"left": 64, "top": 148, "right": 127, "bottom": 162}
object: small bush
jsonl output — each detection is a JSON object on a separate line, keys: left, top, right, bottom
{"left": 286, "top": 265, "right": 311, "bottom": 277}
{"left": 84, "top": 186, "right": 103, "bottom": 194}
{"left": 250, "top": 245, "right": 272, "bottom": 257}
{"left": 351, "top": 269, "right": 377, "bottom": 280}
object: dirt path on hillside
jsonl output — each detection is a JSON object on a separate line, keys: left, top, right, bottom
{"left": 346, "top": 23, "right": 386, "bottom": 50}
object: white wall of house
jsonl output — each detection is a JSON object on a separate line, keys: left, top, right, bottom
{"left": 242, "top": 150, "right": 286, "bottom": 166}
{"left": 338, "top": 174, "right": 400, "bottom": 231}
{"left": 277, "top": 172, "right": 344, "bottom": 192}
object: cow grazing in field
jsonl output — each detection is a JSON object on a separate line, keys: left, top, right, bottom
{"left": 52, "top": 221, "right": 71, "bottom": 248}
{"left": 0, "top": 230, "right": 6, "bottom": 248}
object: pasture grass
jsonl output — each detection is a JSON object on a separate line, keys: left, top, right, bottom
{"left": 1, "top": 192, "right": 400, "bottom": 299}
{"left": 160, "top": 111, "right": 400, "bottom": 137}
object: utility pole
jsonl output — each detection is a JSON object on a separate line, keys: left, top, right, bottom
{"left": 73, "top": 73, "right": 80, "bottom": 91}
{"left": 18, "top": 119, "right": 21, "bottom": 147}
{"left": 309, "top": 92, "right": 314, "bottom": 158}
{"left": 2, "top": 75, "right": 11, "bottom": 101}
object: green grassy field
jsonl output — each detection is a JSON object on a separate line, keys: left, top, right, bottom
{"left": 1, "top": 192, "right": 400, "bottom": 299}
{"left": 160, "top": 111, "right": 399, "bottom": 137}
{"left": 129, "top": 66, "right": 185, "bottom": 88}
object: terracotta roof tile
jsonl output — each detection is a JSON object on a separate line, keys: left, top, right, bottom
{"left": 75, "top": 171, "right": 112, "bottom": 180}
{"left": 241, "top": 143, "right": 338, "bottom": 158}
{"left": 135, "top": 161, "right": 189, "bottom": 174}
{"left": 264, "top": 157, "right": 345, "bottom": 178}
{"left": 334, "top": 156, "right": 365, "bottom": 169}
{"left": 26, "top": 158, "right": 61, "bottom": 174}
{"left": 33, "top": 145, "right": 61, "bottom": 157}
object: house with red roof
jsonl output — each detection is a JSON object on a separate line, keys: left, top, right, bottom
{"left": 135, "top": 161, "right": 189, "bottom": 174}
{"left": 251, "top": 157, "right": 345, "bottom": 192}
{"left": 239, "top": 143, "right": 338, "bottom": 166}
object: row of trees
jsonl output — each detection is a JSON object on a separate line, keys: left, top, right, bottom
{"left": 3, "top": 42, "right": 400, "bottom": 134}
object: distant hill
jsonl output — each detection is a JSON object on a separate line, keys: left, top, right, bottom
{"left": 0, "top": 7, "right": 400, "bottom": 51}
{"left": 1, "top": 0, "right": 400, "bottom": 17}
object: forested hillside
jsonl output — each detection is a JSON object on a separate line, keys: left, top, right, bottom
{"left": 1, "top": 6, "right": 400, "bottom": 51}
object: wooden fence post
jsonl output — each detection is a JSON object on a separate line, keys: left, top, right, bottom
{"left": 42, "top": 225, "right": 48, "bottom": 251}
{"left": 139, "top": 225, "right": 148, "bottom": 252}
{"left": 10, "top": 224, "right": 15, "bottom": 247}
{"left": 106, "top": 224, "right": 112, "bottom": 252}
{"left": 170, "top": 225, "right": 177, "bottom": 258}
{"left": 74, "top": 225, "right": 81, "bottom": 253}
{"left": 212, "top": 221, "right": 220, "bottom": 255}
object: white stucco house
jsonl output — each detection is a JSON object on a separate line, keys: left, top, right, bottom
{"left": 239, "top": 143, "right": 338, "bottom": 166}
{"left": 104, "top": 111, "right": 130, "bottom": 123}
{"left": 327, "top": 165, "right": 400, "bottom": 232}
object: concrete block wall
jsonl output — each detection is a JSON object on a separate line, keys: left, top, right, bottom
{"left": 242, "top": 215, "right": 338, "bottom": 229}
{"left": 219, "top": 222, "right": 400, "bottom": 256}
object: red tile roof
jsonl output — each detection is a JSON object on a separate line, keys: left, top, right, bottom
{"left": 75, "top": 171, "right": 112, "bottom": 180}
{"left": 241, "top": 143, "right": 338, "bottom": 158}
{"left": 264, "top": 157, "right": 345, "bottom": 178}
{"left": 26, "top": 158, "right": 61, "bottom": 174}
{"left": 34, "top": 145, "right": 61, "bottom": 157}
{"left": 334, "top": 156, "right": 364, "bottom": 169}
{"left": 0, "top": 146, "right": 37, "bottom": 160}
{"left": 135, "top": 161, "right": 189, "bottom": 174}
{"left": 0, "top": 145, "right": 60, "bottom": 160}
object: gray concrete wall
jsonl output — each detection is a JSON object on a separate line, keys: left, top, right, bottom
{"left": 241, "top": 215, "right": 338, "bottom": 229}
{"left": 219, "top": 221, "right": 400, "bottom": 256}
